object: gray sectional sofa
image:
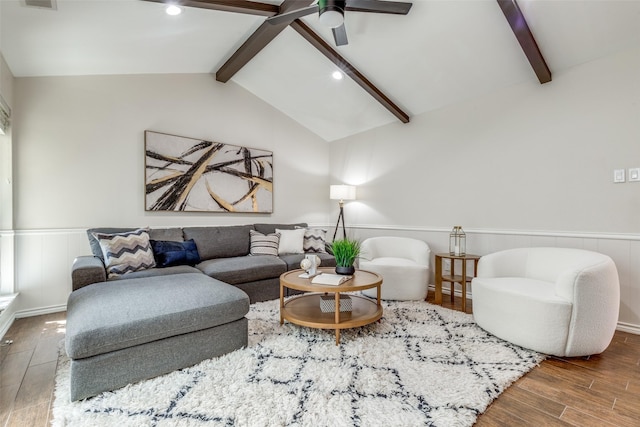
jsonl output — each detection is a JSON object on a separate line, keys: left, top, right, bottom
{"left": 72, "top": 223, "right": 336, "bottom": 302}
{"left": 66, "top": 223, "right": 335, "bottom": 401}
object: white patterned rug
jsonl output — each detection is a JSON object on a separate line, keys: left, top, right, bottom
{"left": 52, "top": 299, "right": 544, "bottom": 427}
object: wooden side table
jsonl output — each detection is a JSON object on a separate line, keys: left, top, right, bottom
{"left": 433, "top": 253, "right": 481, "bottom": 313}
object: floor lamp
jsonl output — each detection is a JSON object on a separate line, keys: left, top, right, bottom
{"left": 330, "top": 185, "right": 356, "bottom": 241}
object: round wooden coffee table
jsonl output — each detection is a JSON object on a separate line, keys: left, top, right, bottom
{"left": 279, "top": 267, "right": 383, "bottom": 345}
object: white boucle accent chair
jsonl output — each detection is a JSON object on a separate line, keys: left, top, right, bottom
{"left": 471, "top": 247, "right": 620, "bottom": 357}
{"left": 360, "top": 237, "right": 430, "bottom": 300}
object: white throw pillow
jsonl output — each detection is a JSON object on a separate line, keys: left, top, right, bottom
{"left": 275, "top": 228, "right": 306, "bottom": 254}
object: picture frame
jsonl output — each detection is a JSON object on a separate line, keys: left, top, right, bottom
{"left": 145, "top": 131, "right": 273, "bottom": 213}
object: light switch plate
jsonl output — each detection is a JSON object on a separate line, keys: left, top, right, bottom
{"left": 614, "top": 169, "right": 625, "bottom": 183}
{"left": 629, "top": 168, "right": 640, "bottom": 182}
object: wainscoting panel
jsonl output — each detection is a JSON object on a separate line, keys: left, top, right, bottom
{"left": 14, "top": 229, "right": 89, "bottom": 317}
{"left": 5, "top": 227, "right": 640, "bottom": 335}
{"left": 349, "top": 225, "right": 640, "bottom": 334}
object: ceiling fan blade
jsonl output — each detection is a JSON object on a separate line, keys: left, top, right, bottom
{"left": 141, "top": 0, "right": 279, "bottom": 17}
{"left": 266, "top": 5, "right": 319, "bottom": 26}
{"left": 345, "top": 0, "right": 412, "bottom": 14}
{"left": 332, "top": 24, "right": 348, "bottom": 46}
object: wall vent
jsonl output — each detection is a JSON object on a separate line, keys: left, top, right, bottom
{"left": 22, "top": 0, "right": 57, "bottom": 10}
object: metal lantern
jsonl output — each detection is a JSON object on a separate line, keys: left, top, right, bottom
{"left": 449, "top": 226, "right": 466, "bottom": 256}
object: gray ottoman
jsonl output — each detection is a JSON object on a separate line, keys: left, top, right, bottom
{"left": 65, "top": 273, "right": 249, "bottom": 401}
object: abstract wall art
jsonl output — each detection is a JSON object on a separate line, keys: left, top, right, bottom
{"left": 145, "top": 131, "right": 273, "bottom": 213}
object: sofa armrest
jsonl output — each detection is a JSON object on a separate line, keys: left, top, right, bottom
{"left": 71, "top": 256, "right": 107, "bottom": 291}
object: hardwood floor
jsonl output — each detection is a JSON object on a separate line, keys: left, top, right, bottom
{"left": 1, "top": 312, "right": 65, "bottom": 427}
{"left": 0, "top": 294, "right": 638, "bottom": 426}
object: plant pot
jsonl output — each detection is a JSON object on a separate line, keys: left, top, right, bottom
{"left": 335, "top": 265, "right": 355, "bottom": 275}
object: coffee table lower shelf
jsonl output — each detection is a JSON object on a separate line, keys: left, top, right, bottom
{"left": 280, "top": 294, "right": 383, "bottom": 344}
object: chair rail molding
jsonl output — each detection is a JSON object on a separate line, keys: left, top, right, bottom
{"left": 347, "top": 224, "right": 640, "bottom": 242}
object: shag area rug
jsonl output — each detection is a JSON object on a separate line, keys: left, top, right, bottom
{"left": 53, "top": 299, "right": 544, "bottom": 427}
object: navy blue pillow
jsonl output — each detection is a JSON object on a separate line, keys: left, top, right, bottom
{"left": 150, "top": 239, "right": 201, "bottom": 268}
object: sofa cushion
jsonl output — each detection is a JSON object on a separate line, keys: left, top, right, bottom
{"left": 65, "top": 273, "right": 249, "bottom": 360}
{"left": 151, "top": 239, "right": 201, "bottom": 267}
{"left": 253, "top": 223, "right": 307, "bottom": 235}
{"left": 183, "top": 225, "right": 253, "bottom": 260}
{"left": 108, "top": 264, "right": 201, "bottom": 281}
{"left": 197, "top": 256, "right": 287, "bottom": 285}
{"left": 249, "top": 230, "right": 280, "bottom": 256}
{"left": 92, "top": 228, "right": 156, "bottom": 279}
{"left": 149, "top": 228, "right": 184, "bottom": 242}
{"left": 279, "top": 253, "right": 337, "bottom": 270}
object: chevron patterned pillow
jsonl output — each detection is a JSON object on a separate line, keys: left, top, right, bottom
{"left": 93, "top": 228, "right": 156, "bottom": 279}
{"left": 296, "top": 227, "right": 327, "bottom": 253}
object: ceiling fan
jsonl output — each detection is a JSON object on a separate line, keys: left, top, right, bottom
{"left": 142, "top": 0, "right": 414, "bottom": 123}
{"left": 266, "top": 0, "right": 413, "bottom": 46}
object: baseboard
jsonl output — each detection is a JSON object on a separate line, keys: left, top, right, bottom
{"left": 0, "top": 295, "right": 18, "bottom": 339}
{"left": 15, "top": 304, "right": 67, "bottom": 319}
{"left": 615, "top": 322, "right": 640, "bottom": 335}
{"left": 0, "top": 311, "right": 16, "bottom": 340}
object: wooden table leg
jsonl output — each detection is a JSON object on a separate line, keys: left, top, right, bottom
{"left": 461, "top": 260, "right": 467, "bottom": 313}
{"left": 435, "top": 255, "right": 443, "bottom": 304}
{"left": 450, "top": 257, "right": 456, "bottom": 303}
{"left": 279, "top": 281, "right": 284, "bottom": 325}
{"left": 335, "top": 293, "right": 340, "bottom": 345}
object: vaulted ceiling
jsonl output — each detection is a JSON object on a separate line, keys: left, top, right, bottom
{"left": 1, "top": 0, "right": 639, "bottom": 141}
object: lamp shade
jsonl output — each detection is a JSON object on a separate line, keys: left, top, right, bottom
{"left": 330, "top": 185, "right": 356, "bottom": 201}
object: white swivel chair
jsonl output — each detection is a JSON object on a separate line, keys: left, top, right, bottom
{"left": 472, "top": 247, "right": 620, "bottom": 357}
{"left": 360, "top": 237, "right": 430, "bottom": 300}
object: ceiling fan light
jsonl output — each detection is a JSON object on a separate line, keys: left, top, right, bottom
{"left": 165, "top": 5, "right": 182, "bottom": 16}
{"left": 318, "top": 0, "right": 345, "bottom": 28}
{"left": 319, "top": 10, "right": 343, "bottom": 28}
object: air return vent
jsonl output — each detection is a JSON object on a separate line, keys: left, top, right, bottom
{"left": 22, "top": 0, "right": 57, "bottom": 10}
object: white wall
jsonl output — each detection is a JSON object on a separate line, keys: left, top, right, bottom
{"left": 7, "top": 47, "right": 640, "bottom": 334}
{"left": 331, "top": 47, "right": 640, "bottom": 331}
{"left": 11, "top": 73, "right": 332, "bottom": 314}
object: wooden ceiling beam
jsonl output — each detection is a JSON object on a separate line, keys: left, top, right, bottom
{"left": 141, "top": 0, "right": 410, "bottom": 123}
{"left": 497, "top": 0, "right": 551, "bottom": 84}
{"left": 290, "top": 19, "right": 410, "bottom": 123}
{"left": 215, "top": 0, "right": 314, "bottom": 82}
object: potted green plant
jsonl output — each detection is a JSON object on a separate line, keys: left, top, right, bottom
{"left": 331, "top": 238, "right": 361, "bottom": 275}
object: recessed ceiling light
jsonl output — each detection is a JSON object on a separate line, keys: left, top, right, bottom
{"left": 332, "top": 71, "right": 343, "bottom": 80}
{"left": 165, "top": 5, "right": 182, "bottom": 15}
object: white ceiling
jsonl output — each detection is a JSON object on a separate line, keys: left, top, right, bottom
{"left": 2, "top": 0, "right": 639, "bottom": 141}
